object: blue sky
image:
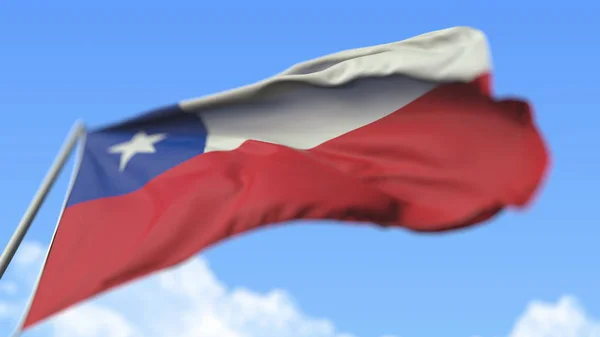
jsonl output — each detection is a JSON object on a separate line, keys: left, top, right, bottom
{"left": 0, "top": 1, "right": 598, "bottom": 337}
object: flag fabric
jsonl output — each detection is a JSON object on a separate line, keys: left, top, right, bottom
{"left": 18, "top": 26, "right": 548, "bottom": 330}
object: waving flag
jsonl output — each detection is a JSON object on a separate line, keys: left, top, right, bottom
{"left": 18, "top": 26, "right": 548, "bottom": 331}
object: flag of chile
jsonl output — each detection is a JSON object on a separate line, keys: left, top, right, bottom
{"left": 18, "top": 26, "right": 549, "bottom": 331}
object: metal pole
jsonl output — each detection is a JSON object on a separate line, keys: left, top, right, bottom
{"left": 0, "top": 121, "right": 86, "bottom": 279}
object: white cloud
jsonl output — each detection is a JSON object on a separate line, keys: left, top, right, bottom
{"left": 0, "top": 282, "right": 18, "bottom": 295}
{"left": 0, "top": 242, "right": 46, "bottom": 323}
{"left": 0, "top": 302, "right": 13, "bottom": 318}
{"left": 46, "top": 257, "right": 362, "bottom": 337}
{"left": 50, "top": 305, "right": 140, "bottom": 337}
{"left": 508, "top": 296, "right": 600, "bottom": 337}
{"left": 1, "top": 241, "right": 392, "bottom": 337}
{"left": 1, "top": 241, "right": 598, "bottom": 337}
{"left": 13, "top": 242, "right": 45, "bottom": 268}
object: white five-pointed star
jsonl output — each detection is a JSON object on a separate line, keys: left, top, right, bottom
{"left": 108, "top": 131, "right": 167, "bottom": 171}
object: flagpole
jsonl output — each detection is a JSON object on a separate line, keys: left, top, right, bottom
{"left": 0, "top": 121, "right": 86, "bottom": 279}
